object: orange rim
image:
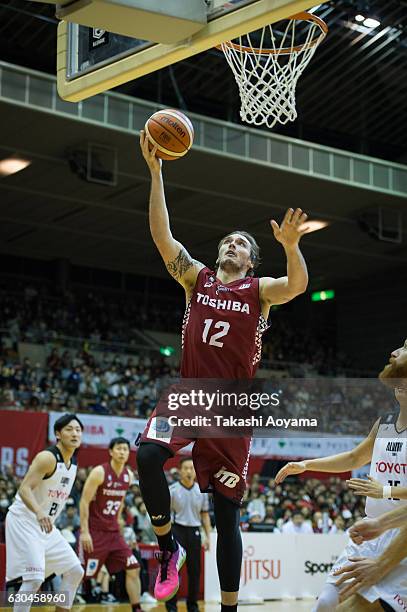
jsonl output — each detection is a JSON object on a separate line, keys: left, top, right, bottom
{"left": 216, "top": 11, "right": 328, "bottom": 56}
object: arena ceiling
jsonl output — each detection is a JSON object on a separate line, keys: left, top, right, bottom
{"left": 0, "top": 0, "right": 406, "bottom": 162}
{"left": 0, "top": 0, "right": 406, "bottom": 290}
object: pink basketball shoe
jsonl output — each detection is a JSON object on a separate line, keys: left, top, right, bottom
{"left": 154, "top": 545, "right": 187, "bottom": 601}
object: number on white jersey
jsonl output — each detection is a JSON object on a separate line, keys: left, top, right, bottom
{"left": 388, "top": 480, "right": 401, "bottom": 500}
{"left": 202, "top": 319, "right": 230, "bottom": 347}
{"left": 49, "top": 502, "right": 59, "bottom": 516}
{"left": 102, "top": 500, "right": 121, "bottom": 515}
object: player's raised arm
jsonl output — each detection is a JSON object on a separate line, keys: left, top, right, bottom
{"left": 275, "top": 418, "right": 380, "bottom": 484}
{"left": 260, "top": 208, "right": 309, "bottom": 306}
{"left": 18, "top": 450, "right": 57, "bottom": 533}
{"left": 79, "top": 465, "right": 105, "bottom": 552}
{"left": 140, "top": 131, "right": 204, "bottom": 292}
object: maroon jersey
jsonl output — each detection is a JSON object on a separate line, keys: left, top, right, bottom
{"left": 89, "top": 462, "right": 131, "bottom": 532}
{"left": 180, "top": 267, "right": 268, "bottom": 379}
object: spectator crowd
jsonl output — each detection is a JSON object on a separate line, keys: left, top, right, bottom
{"left": 0, "top": 467, "right": 364, "bottom": 547}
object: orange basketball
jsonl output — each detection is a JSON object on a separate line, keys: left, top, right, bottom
{"left": 145, "top": 109, "right": 194, "bottom": 161}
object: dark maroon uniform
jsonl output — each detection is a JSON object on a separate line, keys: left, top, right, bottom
{"left": 81, "top": 462, "right": 139, "bottom": 577}
{"left": 140, "top": 267, "right": 269, "bottom": 504}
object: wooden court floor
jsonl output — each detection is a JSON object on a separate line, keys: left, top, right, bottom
{"left": 74, "top": 601, "right": 316, "bottom": 611}
{"left": 0, "top": 602, "right": 316, "bottom": 612}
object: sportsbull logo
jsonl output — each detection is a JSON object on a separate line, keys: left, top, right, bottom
{"left": 304, "top": 560, "right": 335, "bottom": 575}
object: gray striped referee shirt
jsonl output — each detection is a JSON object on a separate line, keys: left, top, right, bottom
{"left": 170, "top": 481, "right": 210, "bottom": 527}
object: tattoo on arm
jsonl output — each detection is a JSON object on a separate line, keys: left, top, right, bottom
{"left": 166, "top": 248, "right": 194, "bottom": 280}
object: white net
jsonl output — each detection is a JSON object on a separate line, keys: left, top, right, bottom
{"left": 220, "top": 14, "right": 327, "bottom": 129}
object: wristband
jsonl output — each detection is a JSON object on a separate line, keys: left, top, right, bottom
{"left": 382, "top": 485, "right": 392, "bottom": 499}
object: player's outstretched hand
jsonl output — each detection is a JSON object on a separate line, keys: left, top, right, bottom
{"left": 80, "top": 531, "right": 94, "bottom": 553}
{"left": 140, "top": 130, "right": 162, "bottom": 175}
{"left": 334, "top": 556, "right": 384, "bottom": 602}
{"left": 349, "top": 517, "right": 384, "bottom": 544}
{"left": 270, "top": 208, "right": 308, "bottom": 248}
{"left": 346, "top": 475, "right": 383, "bottom": 499}
{"left": 36, "top": 510, "right": 53, "bottom": 533}
{"left": 274, "top": 461, "right": 306, "bottom": 485}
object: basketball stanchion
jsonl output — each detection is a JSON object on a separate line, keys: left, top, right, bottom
{"left": 218, "top": 12, "right": 328, "bottom": 129}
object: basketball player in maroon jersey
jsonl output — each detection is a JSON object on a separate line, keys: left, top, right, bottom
{"left": 137, "top": 131, "right": 309, "bottom": 609}
{"left": 79, "top": 437, "right": 143, "bottom": 611}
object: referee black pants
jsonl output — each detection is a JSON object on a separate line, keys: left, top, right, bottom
{"left": 166, "top": 523, "right": 201, "bottom": 611}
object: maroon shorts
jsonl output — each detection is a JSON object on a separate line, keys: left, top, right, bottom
{"left": 82, "top": 529, "right": 139, "bottom": 578}
{"left": 138, "top": 412, "right": 251, "bottom": 505}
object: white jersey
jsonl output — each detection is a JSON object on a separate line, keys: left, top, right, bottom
{"left": 365, "top": 412, "right": 407, "bottom": 519}
{"left": 9, "top": 446, "right": 77, "bottom": 524}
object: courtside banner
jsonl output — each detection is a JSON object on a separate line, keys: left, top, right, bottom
{"left": 0, "top": 410, "right": 48, "bottom": 476}
{"left": 205, "top": 532, "right": 347, "bottom": 601}
{"left": 48, "top": 411, "right": 147, "bottom": 446}
{"left": 250, "top": 436, "right": 363, "bottom": 458}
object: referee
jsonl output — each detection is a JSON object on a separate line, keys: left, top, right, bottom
{"left": 166, "top": 457, "right": 211, "bottom": 612}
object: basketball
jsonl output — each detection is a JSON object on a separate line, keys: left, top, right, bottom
{"left": 144, "top": 109, "right": 194, "bottom": 161}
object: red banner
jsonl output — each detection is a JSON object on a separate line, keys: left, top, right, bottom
{"left": 0, "top": 410, "right": 48, "bottom": 477}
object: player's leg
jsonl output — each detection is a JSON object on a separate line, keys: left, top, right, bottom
{"left": 136, "top": 441, "right": 186, "bottom": 601}
{"left": 54, "top": 564, "right": 84, "bottom": 612}
{"left": 213, "top": 492, "right": 242, "bottom": 610}
{"left": 104, "top": 533, "right": 143, "bottom": 611}
{"left": 5, "top": 513, "right": 45, "bottom": 612}
{"left": 44, "top": 528, "right": 84, "bottom": 610}
{"left": 184, "top": 527, "right": 201, "bottom": 612}
{"left": 192, "top": 436, "right": 250, "bottom": 610}
{"left": 312, "top": 583, "right": 340, "bottom": 611}
{"left": 125, "top": 567, "right": 142, "bottom": 610}
{"left": 136, "top": 442, "right": 175, "bottom": 551}
{"left": 165, "top": 523, "right": 189, "bottom": 612}
{"left": 337, "top": 595, "right": 384, "bottom": 611}
{"left": 313, "top": 582, "right": 388, "bottom": 611}
{"left": 96, "top": 565, "right": 116, "bottom": 603}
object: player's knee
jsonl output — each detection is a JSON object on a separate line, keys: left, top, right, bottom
{"left": 137, "top": 443, "right": 169, "bottom": 474}
{"left": 21, "top": 579, "right": 43, "bottom": 593}
{"left": 64, "top": 563, "right": 84, "bottom": 586}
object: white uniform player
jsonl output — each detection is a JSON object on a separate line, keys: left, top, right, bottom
{"left": 326, "top": 412, "right": 407, "bottom": 611}
{"left": 5, "top": 414, "right": 84, "bottom": 612}
{"left": 7, "top": 446, "right": 79, "bottom": 584}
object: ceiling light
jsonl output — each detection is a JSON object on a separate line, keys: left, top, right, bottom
{"left": 0, "top": 157, "right": 31, "bottom": 176}
{"left": 363, "top": 17, "right": 380, "bottom": 28}
{"left": 355, "top": 14, "right": 365, "bottom": 22}
{"left": 299, "top": 220, "right": 330, "bottom": 234}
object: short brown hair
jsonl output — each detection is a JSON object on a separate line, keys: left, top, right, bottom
{"left": 217, "top": 230, "right": 261, "bottom": 277}
{"left": 179, "top": 456, "right": 193, "bottom": 468}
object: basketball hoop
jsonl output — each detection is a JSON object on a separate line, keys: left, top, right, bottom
{"left": 219, "top": 12, "right": 328, "bottom": 129}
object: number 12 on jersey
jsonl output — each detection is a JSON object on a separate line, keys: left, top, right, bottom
{"left": 202, "top": 319, "right": 230, "bottom": 347}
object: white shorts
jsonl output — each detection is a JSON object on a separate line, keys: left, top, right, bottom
{"left": 326, "top": 521, "right": 407, "bottom": 611}
{"left": 6, "top": 510, "right": 81, "bottom": 583}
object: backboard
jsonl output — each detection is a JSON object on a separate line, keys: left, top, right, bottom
{"left": 57, "top": 0, "right": 316, "bottom": 102}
